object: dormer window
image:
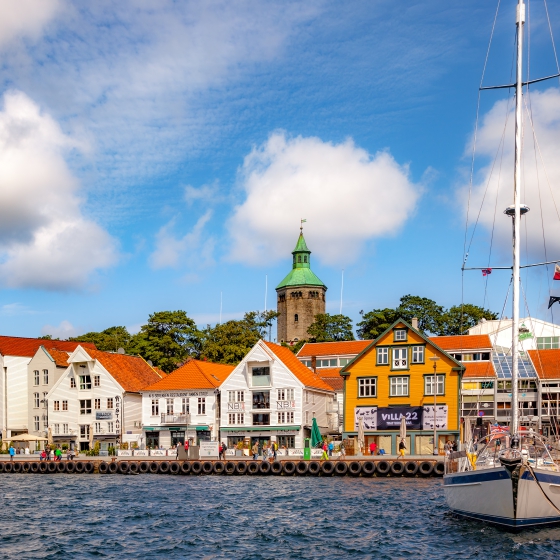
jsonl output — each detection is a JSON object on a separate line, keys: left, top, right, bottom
{"left": 251, "top": 366, "right": 271, "bottom": 387}
{"left": 394, "top": 329, "right": 407, "bottom": 342}
{"left": 79, "top": 375, "right": 92, "bottom": 390}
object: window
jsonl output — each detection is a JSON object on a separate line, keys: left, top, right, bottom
{"left": 537, "top": 336, "right": 560, "bottom": 350}
{"left": 151, "top": 399, "right": 159, "bottom": 416}
{"left": 94, "top": 375, "right": 100, "bottom": 387}
{"left": 166, "top": 398, "right": 173, "bottom": 414}
{"left": 43, "top": 415, "right": 48, "bottom": 428}
{"left": 390, "top": 376, "right": 409, "bottom": 397}
{"left": 339, "top": 358, "right": 352, "bottom": 367}
{"left": 392, "top": 347, "right": 408, "bottom": 369}
{"left": 63, "top": 424, "right": 68, "bottom": 434}
{"left": 62, "top": 400, "right": 68, "bottom": 411}
{"left": 106, "top": 398, "right": 113, "bottom": 409}
{"left": 43, "top": 369, "right": 49, "bottom": 384}
{"left": 294, "top": 314, "right": 299, "bottom": 322}
{"left": 33, "top": 392, "right": 39, "bottom": 408}
{"left": 425, "top": 375, "right": 445, "bottom": 396}
{"left": 43, "top": 392, "right": 48, "bottom": 407}
{"left": 79, "top": 375, "right": 92, "bottom": 390}
{"left": 312, "top": 392, "right": 315, "bottom": 405}
{"left": 394, "top": 329, "right": 407, "bottom": 341}
{"left": 277, "top": 388, "right": 294, "bottom": 401}
{"left": 251, "top": 366, "right": 270, "bottom": 387}
{"left": 94, "top": 399, "right": 101, "bottom": 410}
{"left": 461, "top": 352, "right": 491, "bottom": 361}
{"left": 80, "top": 425, "right": 90, "bottom": 439}
{"left": 305, "top": 411, "right": 309, "bottom": 424}
{"left": 358, "top": 378, "right": 377, "bottom": 397}
{"left": 252, "top": 391, "right": 270, "bottom": 409}
{"left": 228, "top": 413, "right": 244, "bottom": 425}
{"left": 298, "top": 255, "right": 302, "bottom": 263}
{"left": 278, "top": 435, "right": 295, "bottom": 448}
{"left": 317, "top": 359, "right": 337, "bottom": 368}
{"left": 228, "top": 413, "right": 236, "bottom": 424}
{"left": 480, "top": 381, "right": 494, "bottom": 389}
{"left": 54, "top": 401, "right": 60, "bottom": 411}
{"left": 70, "top": 377, "right": 76, "bottom": 388}
{"left": 107, "top": 422, "right": 114, "bottom": 433}
{"left": 377, "top": 347, "right": 389, "bottom": 365}
{"left": 304, "top": 256, "right": 308, "bottom": 263}
{"left": 94, "top": 422, "right": 101, "bottom": 433}
{"left": 80, "top": 400, "right": 92, "bottom": 414}
{"left": 278, "top": 411, "right": 294, "bottom": 423}
{"left": 198, "top": 398, "right": 206, "bottom": 415}
{"left": 412, "top": 346, "right": 424, "bottom": 364}
{"left": 54, "top": 424, "right": 60, "bottom": 435}
{"left": 300, "top": 359, "right": 312, "bottom": 368}
{"left": 182, "top": 398, "right": 189, "bottom": 414}
{"left": 34, "top": 416, "right": 39, "bottom": 431}
{"left": 252, "top": 413, "right": 270, "bottom": 426}
{"left": 34, "top": 370, "right": 39, "bottom": 386}
{"left": 305, "top": 391, "right": 309, "bottom": 404}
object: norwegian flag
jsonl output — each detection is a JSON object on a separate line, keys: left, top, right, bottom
{"left": 554, "top": 264, "right": 560, "bottom": 280}
{"left": 482, "top": 268, "right": 492, "bottom": 276}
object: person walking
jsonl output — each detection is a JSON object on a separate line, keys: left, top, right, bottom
{"left": 221, "top": 441, "right": 228, "bottom": 459}
{"left": 8, "top": 445, "right": 15, "bottom": 461}
{"left": 55, "top": 447, "right": 62, "bottom": 462}
{"left": 369, "top": 441, "right": 377, "bottom": 456}
{"left": 321, "top": 441, "right": 328, "bottom": 461}
{"left": 252, "top": 441, "right": 259, "bottom": 460}
{"left": 398, "top": 438, "right": 406, "bottom": 458}
{"left": 272, "top": 441, "right": 277, "bottom": 460}
{"left": 46, "top": 445, "right": 51, "bottom": 461}
{"left": 328, "top": 441, "right": 334, "bottom": 458}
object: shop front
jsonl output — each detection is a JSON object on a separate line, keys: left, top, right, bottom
{"left": 144, "top": 425, "right": 211, "bottom": 449}
{"left": 221, "top": 426, "right": 301, "bottom": 450}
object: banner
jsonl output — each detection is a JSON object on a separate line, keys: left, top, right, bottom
{"left": 354, "top": 407, "right": 377, "bottom": 431}
{"left": 376, "top": 406, "right": 423, "bottom": 430}
{"left": 422, "top": 405, "right": 448, "bottom": 430}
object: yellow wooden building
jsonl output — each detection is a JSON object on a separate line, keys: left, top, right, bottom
{"left": 340, "top": 319, "right": 464, "bottom": 455}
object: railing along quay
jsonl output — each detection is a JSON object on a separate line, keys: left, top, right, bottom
{"left": 0, "top": 458, "right": 445, "bottom": 477}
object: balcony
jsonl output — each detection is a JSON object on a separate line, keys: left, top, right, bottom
{"left": 160, "top": 413, "right": 191, "bottom": 425}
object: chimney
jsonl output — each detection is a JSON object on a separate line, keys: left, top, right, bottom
{"left": 411, "top": 317, "right": 418, "bottom": 329}
{"left": 311, "top": 355, "right": 317, "bottom": 373}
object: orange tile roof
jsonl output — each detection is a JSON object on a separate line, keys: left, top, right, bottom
{"left": 264, "top": 342, "right": 334, "bottom": 392}
{"left": 0, "top": 336, "right": 95, "bottom": 358}
{"left": 297, "top": 340, "right": 372, "bottom": 358}
{"left": 462, "top": 361, "right": 496, "bottom": 379}
{"left": 429, "top": 334, "right": 492, "bottom": 351}
{"left": 316, "top": 367, "right": 342, "bottom": 378}
{"left": 320, "top": 377, "right": 343, "bottom": 391}
{"left": 86, "top": 348, "right": 162, "bottom": 392}
{"left": 143, "top": 359, "right": 235, "bottom": 391}
{"left": 46, "top": 348, "right": 70, "bottom": 368}
{"left": 528, "top": 349, "right": 560, "bottom": 380}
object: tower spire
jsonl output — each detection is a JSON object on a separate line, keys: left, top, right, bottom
{"left": 300, "top": 218, "right": 306, "bottom": 233}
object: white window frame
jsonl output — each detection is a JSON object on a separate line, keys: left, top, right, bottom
{"left": 151, "top": 399, "right": 159, "bottom": 416}
{"left": 425, "top": 375, "right": 445, "bottom": 396}
{"left": 94, "top": 375, "right": 100, "bottom": 387}
{"left": 394, "top": 329, "right": 407, "bottom": 341}
{"left": 80, "top": 399, "right": 92, "bottom": 415}
{"left": 62, "top": 400, "right": 68, "bottom": 411}
{"left": 107, "top": 422, "right": 114, "bottom": 433}
{"left": 392, "top": 347, "right": 408, "bottom": 369}
{"left": 182, "top": 398, "right": 189, "bottom": 414}
{"left": 33, "top": 393, "right": 39, "bottom": 408}
{"left": 63, "top": 424, "right": 68, "bottom": 434}
{"left": 79, "top": 375, "right": 91, "bottom": 390}
{"left": 94, "top": 398, "right": 101, "bottom": 410}
{"left": 412, "top": 346, "right": 424, "bottom": 364}
{"left": 358, "top": 377, "right": 377, "bottom": 397}
{"left": 390, "top": 376, "right": 409, "bottom": 397}
{"left": 34, "top": 416, "right": 39, "bottom": 431}
{"left": 54, "top": 401, "right": 60, "bottom": 411}
{"left": 377, "top": 347, "right": 389, "bottom": 365}
{"left": 34, "top": 370, "right": 39, "bottom": 386}
{"left": 54, "top": 424, "right": 60, "bottom": 435}
{"left": 198, "top": 398, "right": 206, "bottom": 415}
{"left": 43, "top": 369, "right": 49, "bottom": 385}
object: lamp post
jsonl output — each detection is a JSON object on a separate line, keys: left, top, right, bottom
{"left": 429, "top": 356, "right": 440, "bottom": 456}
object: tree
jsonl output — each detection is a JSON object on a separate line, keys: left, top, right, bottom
{"left": 438, "top": 304, "right": 498, "bottom": 336}
{"left": 356, "top": 308, "right": 400, "bottom": 340}
{"left": 306, "top": 313, "right": 355, "bottom": 342}
{"left": 396, "top": 294, "right": 445, "bottom": 334}
{"left": 70, "top": 326, "right": 134, "bottom": 353}
{"left": 131, "top": 311, "right": 202, "bottom": 373}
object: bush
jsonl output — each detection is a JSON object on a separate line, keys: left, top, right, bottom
{"left": 119, "top": 442, "right": 129, "bottom": 450}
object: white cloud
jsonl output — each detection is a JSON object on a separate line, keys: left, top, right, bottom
{"left": 227, "top": 131, "right": 422, "bottom": 265}
{"left": 184, "top": 182, "right": 224, "bottom": 207}
{"left": 0, "top": 303, "right": 33, "bottom": 316}
{"left": 150, "top": 210, "right": 215, "bottom": 269}
{"left": 41, "top": 320, "right": 80, "bottom": 339}
{"left": 0, "top": 90, "right": 118, "bottom": 290}
{"left": 464, "top": 87, "right": 560, "bottom": 263}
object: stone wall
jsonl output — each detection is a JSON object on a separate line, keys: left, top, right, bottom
{"left": 276, "top": 286, "right": 326, "bottom": 343}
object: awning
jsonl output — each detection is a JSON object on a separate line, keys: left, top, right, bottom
{"left": 221, "top": 426, "right": 301, "bottom": 432}
{"left": 143, "top": 425, "right": 209, "bottom": 432}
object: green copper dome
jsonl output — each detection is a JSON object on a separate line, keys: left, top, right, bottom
{"left": 276, "top": 232, "right": 327, "bottom": 290}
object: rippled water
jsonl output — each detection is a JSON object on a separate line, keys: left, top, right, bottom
{"left": 2, "top": 474, "right": 560, "bottom": 559}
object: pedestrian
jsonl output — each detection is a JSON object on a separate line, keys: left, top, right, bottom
{"left": 369, "top": 441, "right": 377, "bottom": 456}
{"left": 55, "top": 447, "right": 62, "bottom": 462}
{"left": 8, "top": 445, "right": 15, "bottom": 461}
{"left": 339, "top": 441, "right": 346, "bottom": 459}
{"left": 221, "top": 441, "right": 228, "bottom": 460}
{"left": 272, "top": 440, "right": 277, "bottom": 460}
{"left": 252, "top": 441, "right": 259, "bottom": 460}
{"left": 328, "top": 441, "right": 334, "bottom": 457}
{"left": 40, "top": 449, "right": 47, "bottom": 461}
{"left": 321, "top": 441, "right": 328, "bottom": 461}
{"left": 495, "top": 438, "right": 502, "bottom": 452}
{"left": 218, "top": 443, "right": 224, "bottom": 460}
{"left": 452, "top": 440, "right": 458, "bottom": 452}
{"left": 46, "top": 445, "right": 51, "bottom": 461}
{"left": 398, "top": 438, "right": 406, "bottom": 458}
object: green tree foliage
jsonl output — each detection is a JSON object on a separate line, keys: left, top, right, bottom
{"left": 200, "top": 311, "right": 279, "bottom": 365}
{"left": 356, "top": 308, "right": 400, "bottom": 340}
{"left": 306, "top": 313, "right": 355, "bottom": 342}
{"left": 438, "top": 304, "right": 498, "bottom": 335}
{"left": 70, "top": 326, "right": 134, "bottom": 353}
{"left": 131, "top": 311, "right": 202, "bottom": 373}
{"left": 397, "top": 294, "right": 445, "bottom": 334}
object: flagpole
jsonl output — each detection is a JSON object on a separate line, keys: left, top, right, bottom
{"left": 340, "top": 270, "right": 344, "bottom": 314}
{"left": 219, "top": 291, "right": 222, "bottom": 324}
{"left": 264, "top": 275, "right": 268, "bottom": 312}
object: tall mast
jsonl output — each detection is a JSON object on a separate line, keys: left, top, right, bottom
{"left": 511, "top": 0, "right": 525, "bottom": 435}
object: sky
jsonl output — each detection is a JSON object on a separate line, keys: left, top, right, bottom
{"left": 1, "top": 0, "right": 560, "bottom": 340}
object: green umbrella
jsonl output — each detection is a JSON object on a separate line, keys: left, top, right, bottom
{"left": 311, "top": 417, "right": 322, "bottom": 447}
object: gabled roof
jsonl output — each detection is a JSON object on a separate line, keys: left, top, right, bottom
{"left": 320, "top": 376, "right": 343, "bottom": 391}
{"left": 528, "top": 349, "right": 560, "bottom": 380}
{"left": 45, "top": 348, "right": 71, "bottom": 368}
{"left": 0, "top": 336, "right": 95, "bottom": 358}
{"left": 429, "top": 335, "right": 492, "bottom": 351}
{"left": 263, "top": 341, "right": 334, "bottom": 392}
{"left": 142, "top": 359, "right": 234, "bottom": 391}
{"left": 315, "top": 367, "right": 342, "bottom": 378}
{"left": 85, "top": 348, "right": 162, "bottom": 392}
{"left": 462, "top": 361, "right": 496, "bottom": 379}
{"left": 297, "top": 340, "right": 371, "bottom": 358}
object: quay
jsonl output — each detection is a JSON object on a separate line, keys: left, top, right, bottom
{"left": 0, "top": 456, "right": 445, "bottom": 477}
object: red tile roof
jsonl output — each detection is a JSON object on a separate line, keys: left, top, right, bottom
{"left": 462, "top": 361, "right": 496, "bottom": 379}
{"left": 316, "top": 367, "right": 342, "bottom": 378}
{"left": 85, "top": 348, "right": 162, "bottom": 392}
{"left": 528, "top": 349, "right": 560, "bottom": 380}
{"left": 320, "top": 377, "right": 343, "bottom": 391}
{"left": 429, "top": 335, "right": 492, "bottom": 351}
{"left": 0, "top": 336, "right": 96, "bottom": 358}
{"left": 264, "top": 342, "right": 334, "bottom": 392}
{"left": 143, "top": 359, "right": 235, "bottom": 391}
{"left": 297, "top": 340, "right": 372, "bottom": 358}
{"left": 46, "top": 348, "right": 70, "bottom": 368}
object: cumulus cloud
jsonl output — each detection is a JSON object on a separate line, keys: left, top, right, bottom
{"left": 0, "top": 90, "right": 117, "bottom": 290}
{"left": 41, "top": 320, "right": 80, "bottom": 339}
{"left": 464, "top": 87, "right": 560, "bottom": 262}
{"left": 227, "top": 131, "right": 422, "bottom": 265}
{"left": 150, "top": 210, "right": 215, "bottom": 269}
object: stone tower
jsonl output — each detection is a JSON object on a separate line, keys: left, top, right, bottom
{"left": 276, "top": 228, "right": 327, "bottom": 343}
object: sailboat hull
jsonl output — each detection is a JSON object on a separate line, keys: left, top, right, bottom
{"left": 444, "top": 467, "right": 560, "bottom": 529}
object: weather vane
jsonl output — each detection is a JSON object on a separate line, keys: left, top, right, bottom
{"left": 300, "top": 218, "right": 306, "bottom": 232}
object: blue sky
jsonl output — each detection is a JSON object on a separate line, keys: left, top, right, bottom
{"left": 1, "top": 0, "right": 560, "bottom": 339}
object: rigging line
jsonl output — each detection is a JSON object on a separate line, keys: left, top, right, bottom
{"left": 463, "top": 0, "right": 502, "bottom": 265}
{"left": 543, "top": 0, "right": 560, "bottom": 79}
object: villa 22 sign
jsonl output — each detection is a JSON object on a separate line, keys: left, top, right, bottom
{"left": 376, "top": 406, "right": 423, "bottom": 430}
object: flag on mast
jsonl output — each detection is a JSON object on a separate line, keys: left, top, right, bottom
{"left": 548, "top": 296, "right": 560, "bottom": 309}
{"left": 554, "top": 264, "right": 560, "bottom": 280}
{"left": 482, "top": 268, "right": 492, "bottom": 276}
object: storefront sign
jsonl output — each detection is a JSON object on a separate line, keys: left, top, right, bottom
{"left": 96, "top": 411, "right": 113, "bottom": 420}
{"left": 134, "top": 449, "right": 149, "bottom": 456}
{"left": 150, "top": 449, "right": 167, "bottom": 456}
{"left": 422, "top": 405, "right": 448, "bottom": 430}
{"left": 277, "top": 400, "right": 296, "bottom": 409}
{"left": 200, "top": 441, "right": 219, "bottom": 458}
{"left": 227, "top": 402, "right": 245, "bottom": 411}
{"left": 377, "top": 406, "right": 423, "bottom": 430}
{"left": 354, "top": 407, "right": 377, "bottom": 430}
{"left": 148, "top": 391, "right": 209, "bottom": 398}
{"left": 118, "top": 449, "right": 132, "bottom": 456}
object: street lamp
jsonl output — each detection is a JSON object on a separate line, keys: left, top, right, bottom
{"left": 429, "top": 356, "right": 440, "bottom": 456}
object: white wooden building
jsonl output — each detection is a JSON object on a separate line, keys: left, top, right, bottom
{"left": 47, "top": 346, "right": 161, "bottom": 451}
{"left": 219, "top": 340, "right": 335, "bottom": 449}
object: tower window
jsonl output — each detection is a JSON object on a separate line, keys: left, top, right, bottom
{"left": 294, "top": 314, "right": 299, "bottom": 322}
{"left": 298, "top": 255, "right": 302, "bottom": 263}
{"left": 304, "top": 256, "right": 307, "bottom": 263}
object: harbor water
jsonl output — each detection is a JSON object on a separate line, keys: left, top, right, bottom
{"left": 2, "top": 475, "right": 560, "bottom": 559}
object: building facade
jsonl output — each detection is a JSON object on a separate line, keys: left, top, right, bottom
{"left": 276, "top": 229, "right": 327, "bottom": 344}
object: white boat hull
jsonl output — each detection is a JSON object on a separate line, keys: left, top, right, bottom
{"left": 444, "top": 466, "right": 560, "bottom": 529}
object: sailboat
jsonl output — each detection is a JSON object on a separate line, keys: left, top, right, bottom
{"left": 443, "top": 0, "right": 560, "bottom": 529}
